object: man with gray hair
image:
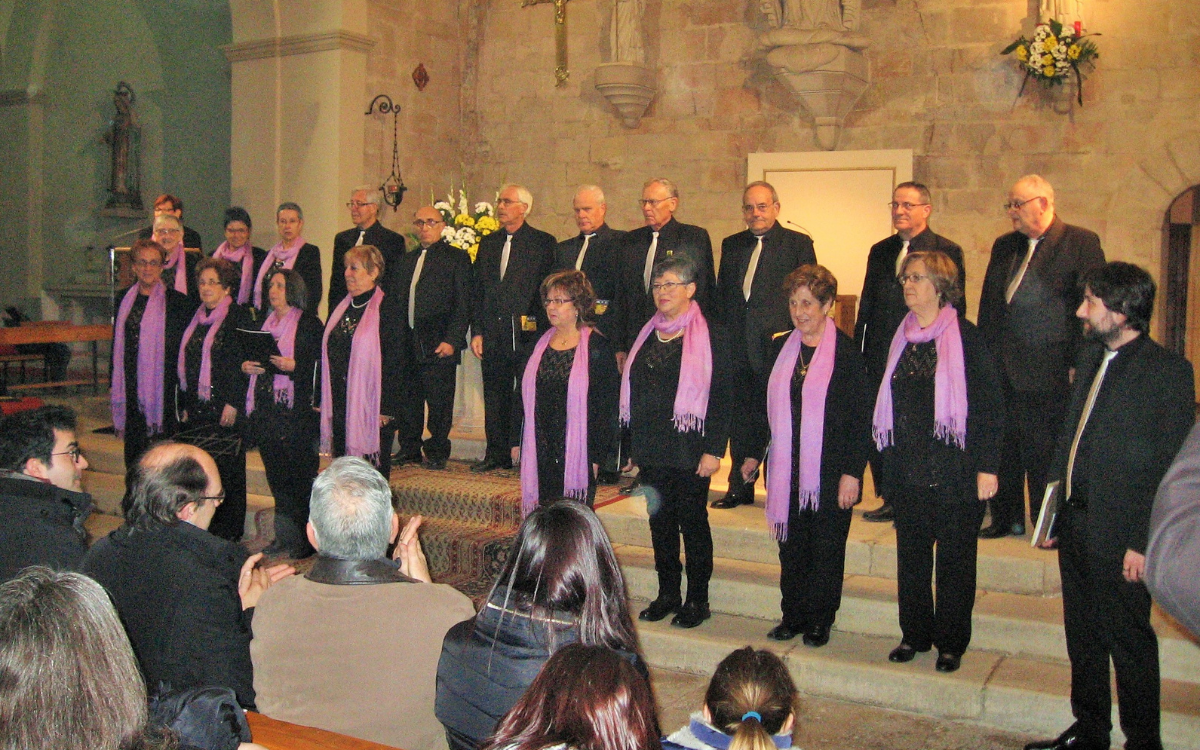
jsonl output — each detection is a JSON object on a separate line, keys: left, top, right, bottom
{"left": 251, "top": 456, "right": 475, "bottom": 750}
{"left": 470, "top": 183, "right": 557, "bottom": 473}
{"left": 554, "top": 185, "right": 625, "bottom": 343}
{"left": 329, "top": 185, "right": 407, "bottom": 308}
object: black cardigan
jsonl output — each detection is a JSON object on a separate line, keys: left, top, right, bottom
{"left": 248, "top": 311, "right": 324, "bottom": 415}
{"left": 177, "top": 302, "right": 252, "bottom": 420}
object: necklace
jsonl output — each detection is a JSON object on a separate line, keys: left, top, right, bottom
{"left": 797, "top": 346, "right": 813, "bottom": 377}
{"left": 349, "top": 294, "right": 370, "bottom": 309}
{"left": 655, "top": 329, "right": 683, "bottom": 343}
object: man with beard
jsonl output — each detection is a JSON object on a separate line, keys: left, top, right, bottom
{"left": 1025, "top": 262, "right": 1193, "bottom": 750}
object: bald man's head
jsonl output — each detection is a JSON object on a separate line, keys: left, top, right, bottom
{"left": 125, "top": 442, "right": 222, "bottom": 531}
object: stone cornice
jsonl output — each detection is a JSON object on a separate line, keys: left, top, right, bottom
{"left": 222, "top": 30, "right": 376, "bottom": 63}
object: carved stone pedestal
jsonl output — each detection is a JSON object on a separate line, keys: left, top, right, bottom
{"left": 594, "top": 62, "right": 656, "bottom": 128}
{"left": 773, "top": 46, "right": 869, "bottom": 151}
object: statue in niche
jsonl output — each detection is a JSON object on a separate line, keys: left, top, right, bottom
{"left": 104, "top": 81, "right": 142, "bottom": 210}
{"left": 758, "top": 0, "right": 870, "bottom": 74}
{"left": 1040, "top": 0, "right": 1084, "bottom": 27}
{"left": 611, "top": 0, "right": 646, "bottom": 64}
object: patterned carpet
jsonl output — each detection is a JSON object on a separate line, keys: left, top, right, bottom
{"left": 250, "top": 460, "right": 628, "bottom": 605}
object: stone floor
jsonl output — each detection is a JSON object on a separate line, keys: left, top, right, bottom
{"left": 650, "top": 666, "right": 1040, "bottom": 750}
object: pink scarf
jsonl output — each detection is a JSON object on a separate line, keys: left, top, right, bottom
{"left": 520, "top": 327, "right": 592, "bottom": 516}
{"left": 253, "top": 237, "right": 305, "bottom": 308}
{"left": 212, "top": 241, "right": 255, "bottom": 305}
{"left": 246, "top": 306, "right": 301, "bottom": 415}
{"left": 872, "top": 304, "right": 968, "bottom": 451}
{"left": 111, "top": 282, "right": 167, "bottom": 437}
{"left": 163, "top": 246, "right": 188, "bottom": 295}
{"left": 765, "top": 317, "right": 837, "bottom": 540}
{"left": 619, "top": 301, "right": 711, "bottom": 434}
{"left": 177, "top": 296, "right": 233, "bottom": 402}
{"left": 320, "top": 287, "right": 384, "bottom": 462}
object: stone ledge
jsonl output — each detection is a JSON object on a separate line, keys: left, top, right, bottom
{"left": 222, "top": 30, "right": 376, "bottom": 63}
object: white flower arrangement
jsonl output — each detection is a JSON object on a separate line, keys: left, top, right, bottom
{"left": 1002, "top": 19, "right": 1099, "bottom": 105}
{"left": 434, "top": 189, "right": 498, "bottom": 262}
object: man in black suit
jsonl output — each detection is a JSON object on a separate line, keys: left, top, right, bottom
{"left": 329, "top": 186, "right": 407, "bottom": 309}
{"left": 711, "top": 181, "right": 816, "bottom": 509}
{"left": 469, "top": 184, "right": 556, "bottom": 473}
{"left": 616, "top": 178, "right": 716, "bottom": 361}
{"left": 390, "top": 206, "right": 472, "bottom": 471}
{"left": 853, "top": 182, "right": 966, "bottom": 522}
{"left": 977, "top": 175, "right": 1106, "bottom": 538}
{"left": 137, "top": 193, "right": 203, "bottom": 251}
{"left": 1026, "top": 263, "right": 1194, "bottom": 750}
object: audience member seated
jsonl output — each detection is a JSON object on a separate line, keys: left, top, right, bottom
{"left": 0, "top": 566, "right": 268, "bottom": 750}
{"left": 0, "top": 405, "right": 92, "bottom": 582}
{"left": 437, "top": 500, "right": 647, "bottom": 750}
{"left": 250, "top": 456, "right": 476, "bottom": 750}
{"left": 82, "top": 442, "right": 292, "bottom": 709}
{"left": 480, "top": 643, "right": 661, "bottom": 750}
{"left": 662, "top": 646, "right": 800, "bottom": 750}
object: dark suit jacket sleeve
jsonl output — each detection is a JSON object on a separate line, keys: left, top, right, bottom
{"left": 213, "top": 305, "right": 252, "bottom": 413}
{"left": 292, "top": 313, "right": 324, "bottom": 412}
{"left": 179, "top": 559, "right": 256, "bottom": 708}
{"left": 853, "top": 249, "right": 881, "bottom": 351}
{"left": 941, "top": 240, "right": 968, "bottom": 319}
{"left": 329, "top": 244, "right": 348, "bottom": 310}
{"left": 693, "top": 227, "right": 717, "bottom": 317}
{"left": 1066, "top": 228, "right": 1106, "bottom": 363}
{"left": 746, "top": 335, "right": 783, "bottom": 460}
{"left": 446, "top": 248, "right": 473, "bottom": 349}
{"left": 588, "top": 332, "right": 619, "bottom": 466}
{"left": 296, "top": 244, "right": 324, "bottom": 314}
{"left": 831, "top": 332, "right": 872, "bottom": 481}
{"left": 1146, "top": 422, "right": 1200, "bottom": 637}
{"left": 963, "top": 322, "right": 1004, "bottom": 477}
{"left": 379, "top": 292, "right": 405, "bottom": 419}
{"left": 702, "top": 325, "right": 733, "bottom": 457}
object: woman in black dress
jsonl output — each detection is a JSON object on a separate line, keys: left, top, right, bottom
{"left": 251, "top": 202, "right": 323, "bottom": 314}
{"left": 744, "top": 265, "right": 870, "bottom": 647}
{"left": 242, "top": 268, "right": 322, "bottom": 558}
{"left": 512, "top": 270, "right": 618, "bottom": 514}
{"left": 176, "top": 257, "right": 251, "bottom": 541}
{"left": 211, "top": 206, "right": 266, "bottom": 312}
{"left": 319, "top": 244, "right": 404, "bottom": 476}
{"left": 622, "top": 255, "right": 731, "bottom": 630}
{"left": 874, "top": 250, "right": 1003, "bottom": 673}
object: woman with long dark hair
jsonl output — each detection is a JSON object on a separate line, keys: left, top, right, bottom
{"left": 662, "top": 647, "right": 800, "bottom": 750}
{"left": 436, "top": 501, "right": 647, "bottom": 750}
{"left": 177, "top": 257, "right": 251, "bottom": 540}
{"left": 241, "top": 268, "right": 322, "bottom": 557}
{"left": 512, "top": 270, "right": 618, "bottom": 513}
{"left": 874, "top": 250, "right": 1002, "bottom": 674}
{"left": 480, "top": 643, "right": 661, "bottom": 750}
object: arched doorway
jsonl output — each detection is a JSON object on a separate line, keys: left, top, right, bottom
{"left": 1162, "top": 184, "right": 1200, "bottom": 397}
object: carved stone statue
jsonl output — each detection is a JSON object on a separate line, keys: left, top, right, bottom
{"left": 611, "top": 0, "right": 646, "bottom": 64}
{"left": 759, "top": 0, "right": 869, "bottom": 73}
{"left": 104, "top": 82, "right": 142, "bottom": 210}
{"left": 1040, "top": 0, "right": 1084, "bottom": 27}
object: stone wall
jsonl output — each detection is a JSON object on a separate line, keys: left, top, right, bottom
{"left": 463, "top": 0, "right": 1200, "bottom": 323}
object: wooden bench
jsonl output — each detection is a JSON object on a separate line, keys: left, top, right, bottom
{"left": 0, "top": 324, "right": 112, "bottom": 393}
{"left": 0, "top": 352, "right": 47, "bottom": 387}
{"left": 246, "top": 713, "right": 401, "bottom": 750}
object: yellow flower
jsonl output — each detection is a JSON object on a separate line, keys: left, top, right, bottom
{"left": 1045, "top": 34, "right": 1057, "bottom": 49}
{"left": 1067, "top": 44, "right": 1081, "bottom": 60}
{"left": 1043, "top": 65, "right": 1056, "bottom": 77}
{"left": 476, "top": 216, "right": 499, "bottom": 233}
{"left": 1042, "top": 54, "right": 1054, "bottom": 66}
{"left": 1016, "top": 45, "right": 1028, "bottom": 62}
{"left": 468, "top": 244, "right": 479, "bottom": 262}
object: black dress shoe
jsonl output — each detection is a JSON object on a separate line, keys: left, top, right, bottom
{"left": 863, "top": 503, "right": 894, "bottom": 522}
{"left": 1023, "top": 725, "right": 1110, "bottom": 750}
{"left": 671, "top": 600, "right": 711, "bottom": 628}
{"left": 392, "top": 452, "right": 424, "bottom": 466}
{"left": 978, "top": 523, "right": 1010, "bottom": 539}
{"left": 802, "top": 623, "right": 831, "bottom": 647}
{"left": 767, "top": 623, "right": 802, "bottom": 641}
{"left": 424, "top": 458, "right": 447, "bottom": 471}
{"left": 935, "top": 652, "right": 962, "bottom": 672}
{"left": 596, "top": 470, "right": 621, "bottom": 485}
{"left": 470, "top": 458, "right": 511, "bottom": 473}
{"left": 620, "top": 477, "right": 641, "bottom": 493}
{"left": 638, "top": 597, "right": 682, "bottom": 622}
{"left": 710, "top": 487, "right": 754, "bottom": 509}
{"left": 888, "top": 642, "right": 929, "bottom": 663}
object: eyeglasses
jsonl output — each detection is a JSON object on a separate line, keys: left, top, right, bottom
{"left": 154, "top": 228, "right": 182, "bottom": 235}
{"left": 742, "top": 202, "right": 776, "bottom": 213}
{"left": 543, "top": 297, "right": 575, "bottom": 307}
{"left": 52, "top": 446, "right": 85, "bottom": 463}
{"left": 638, "top": 198, "right": 673, "bottom": 208}
{"left": 898, "top": 274, "right": 930, "bottom": 285}
{"left": 197, "top": 279, "right": 225, "bottom": 287}
{"left": 496, "top": 198, "right": 524, "bottom": 207}
{"left": 199, "top": 492, "right": 225, "bottom": 505}
{"left": 133, "top": 259, "right": 164, "bottom": 268}
{"left": 888, "top": 202, "right": 929, "bottom": 211}
{"left": 650, "top": 281, "right": 690, "bottom": 292}
{"left": 346, "top": 201, "right": 373, "bottom": 209}
{"left": 1003, "top": 196, "right": 1043, "bottom": 211}
{"left": 413, "top": 219, "right": 444, "bottom": 228}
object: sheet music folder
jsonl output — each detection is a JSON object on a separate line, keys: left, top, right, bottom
{"left": 237, "top": 328, "right": 281, "bottom": 375}
{"left": 1031, "top": 480, "right": 1061, "bottom": 547}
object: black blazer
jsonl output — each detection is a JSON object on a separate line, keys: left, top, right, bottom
{"left": 139, "top": 224, "right": 204, "bottom": 251}
{"left": 177, "top": 302, "right": 252, "bottom": 418}
{"left": 388, "top": 239, "right": 473, "bottom": 363}
{"left": 259, "top": 243, "right": 323, "bottom": 316}
{"left": 1049, "top": 336, "right": 1194, "bottom": 559}
{"left": 329, "top": 221, "right": 408, "bottom": 308}
{"left": 716, "top": 222, "right": 816, "bottom": 373}
{"left": 510, "top": 329, "right": 620, "bottom": 465}
{"left": 249, "top": 310, "right": 324, "bottom": 415}
{"left": 853, "top": 228, "right": 966, "bottom": 383}
{"left": 112, "top": 285, "right": 194, "bottom": 434}
{"left": 877, "top": 318, "right": 1004, "bottom": 498}
{"left": 554, "top": 224, "right": 626, "bottom": 341}
{"left": 747, "top": 329, "right": 871, "bottom": 504}
{"left": 319, "top": 289, "right": 407, "bottom": 420}
{"left": 616, "top": 217, "right": 716, "bottom": 352}
{"left": 471, "top": 222, "right": 557, "bottom": 356}
{"left": 977, "top": 216, "right": 1105, "bottom": 392}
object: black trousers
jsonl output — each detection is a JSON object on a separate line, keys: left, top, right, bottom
{"left": 723, "top": 361, "right": 764, "bottom": 498}
{"left": 642, "top": 465, "right": 713, "bottom": 604}
{"left": 1058, "top": 507, "right": 1161, "bottom": 749}
{"left": 399, "top": 358, "right": 458, "bottom": 462}
{"left": 778, "top": 496, "right": 853, "bottom": 630}
{"left": 252, "top": 406, "right": 318, "bottom": 556}
{"left": 480, "top": 347, "right": 519, "bottom": 463}
{"left": 892, "top": 484, "right": 986, "bottom": 655}
{"left": 991, "top": 382, "right": 1068, "bottom": 527}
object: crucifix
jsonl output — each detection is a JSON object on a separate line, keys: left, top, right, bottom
{"left": 522, "top": 0, "right": 571, "bottom": 86}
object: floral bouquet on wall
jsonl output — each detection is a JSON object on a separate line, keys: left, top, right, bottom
{"left": 1002, "top": 19, "right": 1099, "bottom": 106}
{"left": 434, "top": 189, "right": 499, "bottom": 262}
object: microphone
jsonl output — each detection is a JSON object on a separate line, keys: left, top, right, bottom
{"left": 786, "top": 220, "right": 812, "bottom": 236}
{"left": 110, "top": 225, "right": 146, "bottom": 242}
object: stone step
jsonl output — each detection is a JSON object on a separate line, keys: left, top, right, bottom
{"left": 597, "top": 494, "right": 1061, "bottom": 596}
{"left": 631, "top": 601, "right": 1200, "bottom": 750}
{"left": 615, "top": 545, "right": 1200, "bottom": 685}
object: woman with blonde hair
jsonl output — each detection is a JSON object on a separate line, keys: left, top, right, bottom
{"left": 662, "top": 646, "right": 800, "bottom": 750}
